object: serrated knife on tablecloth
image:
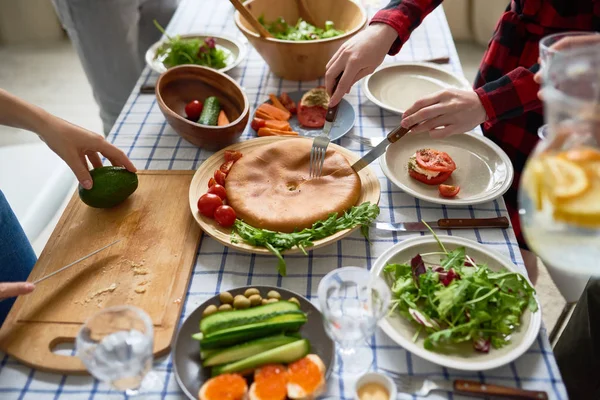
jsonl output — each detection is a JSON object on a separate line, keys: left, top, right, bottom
{"left": 374, "top": 217, "right": 510, "bottom": 232}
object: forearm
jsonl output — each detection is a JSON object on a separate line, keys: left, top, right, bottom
{"left": 0, "top": 89, "right": 58, "bottom": 139}
{"left": 475, "top": 65, "right": 542, "bottom": 124}
{"left": 370, "top": 0, "right": 443, "bottom": 55}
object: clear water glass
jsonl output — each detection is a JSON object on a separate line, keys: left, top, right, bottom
{"left": 519, "top": 44, "right": 600, "bottom": 276}
{"left": 539, "top": 31, "right": 599, "bottom": 69}
{"left": 76, "top": 306, "right": 154, "bottom": 395}
{"left": 318, "top": 267, "right": 391, "bottom": 376}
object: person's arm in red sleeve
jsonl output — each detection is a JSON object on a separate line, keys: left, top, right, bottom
{"left": 370, "top": 0, "right": 444, "bottom": 55}
{"left": 475, "top": 64, "right": 542, "bottom": 125}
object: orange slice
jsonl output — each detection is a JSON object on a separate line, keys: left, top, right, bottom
{"left": 553, "top": 176, "right": 600, "bottom": 228}
{"left": 249, "top": 364, "right": 288, "bottom": 400}
{"left": 562, "top": 147, "right": 600, "bottom": 163}
{"left": 543, "top": 156, "right": 590, "bottom": 201}
{"left": 199, "top": 373, "right": 248, "bottom": 400}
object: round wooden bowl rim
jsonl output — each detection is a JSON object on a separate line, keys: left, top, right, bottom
{"left": 155, "top": 65, "right": 250, "bottom": 130}
{"left": 233, "top": 0, "right": 368, "bottom": 44}
{"left": 188, "top": 136, "right": 381, "bottom": 255}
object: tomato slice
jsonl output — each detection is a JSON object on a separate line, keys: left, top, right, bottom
{"left": 297, "top": 105, "right": 326, "bottom": 128}
{"left": 208, "top": 178, "right": 216, "bottom": 188}
{"left": 416, "top": 149, "right": 456, "bottom": 172}
{"left": 250, "top": 118, "right": 266, "bottom": 131}
{"left": 409, "top": 169, "right": 452, "bottom": 185}
{"left": 224, "top": 150, "right": 243, "bottom": 162}
{"left": 220, "top": 160, "right": 235, "bottom": 175}
{"left": 438, "top": 184, "right": 460, "bottom": 198}
{"left": 214, "top": 170, "right": 227, "bottom": 186}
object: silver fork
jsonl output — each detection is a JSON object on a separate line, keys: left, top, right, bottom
{"left": 309, "top": 73, "right": 342, "bottom": 178}
{"left": 380, "top": 368, "right": 548, "bottom": 399}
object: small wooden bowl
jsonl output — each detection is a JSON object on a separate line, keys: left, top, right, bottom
{"left": 155, "top": 65, "right": 250, "bottom": 151}
{"left": 234, "top": 0, "right": 367, "bottom": 81}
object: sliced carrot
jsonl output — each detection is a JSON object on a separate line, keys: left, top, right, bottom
{"left": 255, "top": 109, "right": 276, "bottom": 120}
{"left": 257, "top": 127, "right": 299, "bottom": 137}
{"left": 264, "top": 119, "right": 292, "bottom": 131}
{"left": 217, "top": 110, "right": 230, "bottom": 126}
{"left": 269, "top": 94, "right": 291, "bottom": 115}
{"left": 258, "top": 103, "right": 290, "bottom": 121}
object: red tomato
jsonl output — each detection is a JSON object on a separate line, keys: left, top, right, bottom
{"left": 185, "top": 100, "right": 203, "bottom": 121}
{"left": 439, "top": 184, "right": 460, "bottom": 198}
{"left": 214, "top": 205, "right": 236, "bottom": 227}
{"left": 224, "top": 150, "right": 243, "bottom": 162}
{"left": 207, "top": 184, "right": 227, "bottom": 200}
{"left": 280, "top": 93, "right": 297, "bottom": 114}
{"left": 220, "top": 160, "right": 235, "bottom": 175}
{"left": 297, "top": 105, "right": 326, "bottom": 128}
{"left": 208, "top": 178, "right": 216, "bottom": 188}
{"left": 416, "top": 149, "right": 456, "bottom": 172}
{"left": 408, "top": 169, "right": 452, "bottom": 185}
{"left": 214, "top": 170, "right": 227, "bottom": 186}
{"left": 250, "top": 118, "right": 266, "bottom": 131}
{"left": 197, "top": 193, "right": 223, "bottom": 218}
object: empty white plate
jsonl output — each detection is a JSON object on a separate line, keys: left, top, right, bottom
{"left": 380, "top": 131, "right": 513, "bottom": 206}
{"left": 363, "top": 62, "right": 471, "bottom": 114}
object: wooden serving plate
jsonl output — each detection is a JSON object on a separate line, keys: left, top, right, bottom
{"left": 188, "top": 136, "right": 380, "bottom": 254}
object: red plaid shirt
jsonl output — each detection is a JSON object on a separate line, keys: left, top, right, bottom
{"left": 371, "top": 0, "right": 600, "bottom": 248}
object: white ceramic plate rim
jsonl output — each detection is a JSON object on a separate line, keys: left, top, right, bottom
{"left": 371, "top": 235, "right": 542, "bottom": 371}
{"left": 362, "top": 62, "right": 472, "bottom": 115}
{"left": 145, "top": 32, "right": 247, "bottom": 74}
{"left": 380, "top": 131, "right": 514, "bottom": 206}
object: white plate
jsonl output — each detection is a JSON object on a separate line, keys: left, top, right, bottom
{"left": 145, "top": 33, "right": 247, "bottom": 74}
{"left": 371, "top": 235, "right": 542, "bottom": 371}
{"left": 363, "top": 62, "right": 471, "bottom": 114}
{"left": 380, "top": 131, "right": 513, "bottom": 206}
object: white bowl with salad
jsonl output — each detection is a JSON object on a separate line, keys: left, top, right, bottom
{"left": 146, "top": 21, "right": 247, "bottom": 74}
{"left": 371, "top": 233, "right": 541, "bottom": 371}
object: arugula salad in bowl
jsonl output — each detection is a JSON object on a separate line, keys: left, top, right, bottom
{"left": 371, "top": 230, "right": 541, "bottom": 371}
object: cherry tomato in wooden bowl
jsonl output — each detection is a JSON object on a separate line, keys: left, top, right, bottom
{"left": 184, "top": 100, "right": 203, "bottom": 121}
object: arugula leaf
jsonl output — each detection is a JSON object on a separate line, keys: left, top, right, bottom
{"left": 232, "top": 202, "right": 380, "bottom": 276}
{"left": 441, "top": 247, "right": 465, "bottom": 270}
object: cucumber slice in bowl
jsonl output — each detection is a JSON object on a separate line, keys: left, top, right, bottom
{"left": 202, "top": 334, "right": 299, "bottom": 367}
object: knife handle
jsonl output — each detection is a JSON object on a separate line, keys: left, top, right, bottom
{"left": 454, "top": 380, "right": 548, "bottom": 399}
{"left": 326, "top": 73, "right": 343, "bottom": 123}
{"left": 437, "top": 217, "right": 510, "bottom": 229}
{"left": 387, "top": 123, "right": 418, "bottom": 144}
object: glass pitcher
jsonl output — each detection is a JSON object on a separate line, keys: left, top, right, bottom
{"left": 519, "top": 44, "right": 600, "bottom": 275}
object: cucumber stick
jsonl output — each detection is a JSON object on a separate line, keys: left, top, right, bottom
{"left": 212, "top": 339, "right": 310, "bottom": 376}
{"left": 203, "top": 334, "right": 299, "bottom": 366}
{"left": 198, "top": 96, "right": 220, "bottom": 125}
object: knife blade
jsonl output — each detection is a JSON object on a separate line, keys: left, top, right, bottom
{"left": 351, "top": 123, "right": 416, "bottom": 172}
{"left": 374, "top": 217, "right": 510, "bottom": 232}
{"left": 32, "top": 239, "right": 122, "bottom": 284}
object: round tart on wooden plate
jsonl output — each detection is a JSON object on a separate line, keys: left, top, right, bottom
{"left": 188, "top": 136, "right": 380, "bottom": 255}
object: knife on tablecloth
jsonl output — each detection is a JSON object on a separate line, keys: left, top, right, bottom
{"left": 351, "top": 123, "right": 417, "bottom": 172}
{"left": 374, "top": 217, "right": 510, "bottom": 232}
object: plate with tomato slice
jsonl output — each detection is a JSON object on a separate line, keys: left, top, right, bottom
{"left": 254, "top": 90, "right": 355, "bottom": 141}
{"left": 381, "top": 131, "right": 513, "bottom": 206}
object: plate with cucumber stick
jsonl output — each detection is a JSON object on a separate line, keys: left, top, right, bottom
{"left": 173, "top": 286, "right": 335, "bottom": 400}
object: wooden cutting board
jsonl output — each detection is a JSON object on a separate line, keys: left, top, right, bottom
{"left": 0, "top": 170, "right": 202, "bottom": 373}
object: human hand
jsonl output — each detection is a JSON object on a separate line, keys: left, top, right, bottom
{"left": 0, "top": 282, "right": 34, "bottom": 301}
{"left": 325, "top": 23, "right": 399, "bottom": 106}
{"left": 40, "top": 119, "right": 136, "bottom": 190}
{"left": 400, "top": 89, "right": 487, "bottom": 138}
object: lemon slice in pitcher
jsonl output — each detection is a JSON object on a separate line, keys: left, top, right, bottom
{"left": 543, "top": 156, "right": 590, "bottom": 201}
{"left": 522, "top": 158, "right": 546, "bottom": 210}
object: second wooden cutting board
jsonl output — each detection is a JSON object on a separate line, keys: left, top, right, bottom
{"left": 0, "top": 170, "right": 202, "bottom": 373}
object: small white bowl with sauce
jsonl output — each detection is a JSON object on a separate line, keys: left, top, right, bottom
{"left": 354, "top": 372, "right": 397, "bottom": 400}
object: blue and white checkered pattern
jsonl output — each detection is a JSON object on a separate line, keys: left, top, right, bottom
{"left": 0, "top": 0, "right": 567, "bottom": 398}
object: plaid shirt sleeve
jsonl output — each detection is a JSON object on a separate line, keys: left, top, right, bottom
{"left": 370, "top": 0, "right": 443, "bottom": 55}
{"left": 474, "top": 64, "right": 542, "bottom": 125}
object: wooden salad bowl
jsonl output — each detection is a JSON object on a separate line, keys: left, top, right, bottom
{"left": 156, "top": 65, "right": 250, "bottom": 151}
{"left": 188, "top": 136, "right": 381, "bottom": 255}
{"left": 234, "top": 0, "right": 367, "bottom": 81}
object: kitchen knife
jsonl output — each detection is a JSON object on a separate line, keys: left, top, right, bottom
{"left": 351, "top": 123, "right": 416, "bottom": 172}
{"left": 374, "top": 217, "right": 510, "bottom": 232}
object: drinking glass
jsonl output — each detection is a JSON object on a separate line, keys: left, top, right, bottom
{"left": 519, "top": 44, "right": 600, "bottom": 276}
{"left": 318, "top": 267, "right": 391, "bottom": 376}
{"left": 76, "top": 306, "right": 154, "bottom": 395}
{"left": 539, "top": 31, "right": 600, "bottom": 69}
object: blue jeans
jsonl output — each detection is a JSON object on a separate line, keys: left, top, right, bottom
{"left": 0, "top": 190, "right": 36, "bottom": 325}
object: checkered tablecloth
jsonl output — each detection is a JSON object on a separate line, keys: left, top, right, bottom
{"left": 0, "top": 0, "right": 567, "bottom": 399}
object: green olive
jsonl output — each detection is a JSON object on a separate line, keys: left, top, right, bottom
{"left": 267, "top": 298, "right": 279, "bottom": 304}
{"left": 219, "top": 291, "right": 234, "bottom": 304}
{"left": 218, "top": 304, "right": 233, "bottom": 312}
{"left": 234, "top": 295, "right": 251, "bottom": 309}
{"left": 288, "top": 297, "right": 301, "bottom": 307}
{"left": 267, "top": 290, "right": 281, "bottom": 300}
{"left": 261, "top": 298, "right": 269, "bottom": 305}
{"left": 244, "top": 288, "right": 260, "bottom": 297}
{"left": 248, "top": 294, "right": 262, "bottom": 306}
{"left": 202, "top": 304, "right": 218, "bottom": 316}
